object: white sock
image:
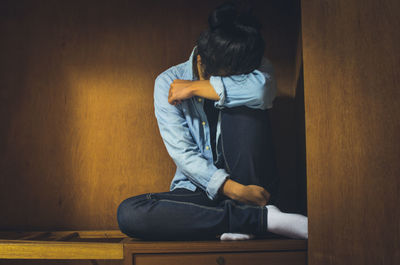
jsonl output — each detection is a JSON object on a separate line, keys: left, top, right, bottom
{"left": 220, "top": 233, "right": 254, "bottom": 241}
{"left": 266, "top": 205, "right": 308, "bottom": 239}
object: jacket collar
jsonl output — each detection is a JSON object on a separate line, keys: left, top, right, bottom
{"left": 182, "top": 46, "right": 197, "bottom": 81}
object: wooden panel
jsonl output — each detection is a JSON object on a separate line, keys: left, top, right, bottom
{"left": 0, "top": 241, "right": 123, "bottom": 260}
{"left": 123, "top": 238, "right": 306, "bottom": 265}
{"left": 123, "top": 239, "right": 307, "bottom": 254}
{"left": 0, "top": 0, "right": 218, "bottom": 231}
{"left": 301, "top": 0, "right": 400, "bottom": 264}
{"left": 134, "top": 252, "right": 306, "bottom": 265}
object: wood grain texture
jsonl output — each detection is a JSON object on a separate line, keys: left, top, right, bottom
{"left": 0, "top": 230, "right": 307, "bottom": 262}
{"left": 0, "top": 240, "right": 123, "bottom": 260}
{"left": 0, "top": 0, "right": 305, "bottom": 233}
{"left": 125, "top": 238, "right": 307, "bottom": 265}
{"left": 0, "top": 0, "right": 215, "bottom": 231}
{"left": 133, "top": 252, "right": 307, "bottom": 265}
{"left": 301, "top": 0, "right": 400, "bottom": 264}
{"left": 123, "top": 239, "right": 307, "bottom": 254}
{"left": 0, "top": 230, "right": 125, "bottom": 240}
{"left": 0, "top": 230, "right": 126, "bottom": 260}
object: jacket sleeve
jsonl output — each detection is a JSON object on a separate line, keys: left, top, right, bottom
{"left": 209, "top": 57, "right": 277, "bottom": 110}
{"left": 154, "top": 73, "right": 229, "bottom": 200}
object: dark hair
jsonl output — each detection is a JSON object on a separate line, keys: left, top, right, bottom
{"left": 196, "top": 2, "right": 265, "bottom": 77}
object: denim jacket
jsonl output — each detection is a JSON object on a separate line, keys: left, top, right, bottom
{"left": 154, "top": 48, "right": 277, "bottom": 200}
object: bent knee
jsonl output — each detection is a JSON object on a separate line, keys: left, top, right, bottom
{"left": 117, "top": 195, "right": 151, "bottom": 237}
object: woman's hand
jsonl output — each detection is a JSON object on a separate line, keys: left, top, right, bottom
{"left": 168, "top": 79, "right": 194, "bottom": 105}
{"left": 239, "top": 185, "right": 271, "bottom": 206}
{"left": 221, "top": 179, "right": 270, "bottom": 206}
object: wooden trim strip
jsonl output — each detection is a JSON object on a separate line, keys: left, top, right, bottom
{"left": 0, "top": 230, "right": 127, "bottom": 240}
{"left": 0, "top": 241, "right": 123, "bottom": 260}
{"left": 75, "top": 230, "right": 126, "bottom": 238}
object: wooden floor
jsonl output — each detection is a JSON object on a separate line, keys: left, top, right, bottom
{"left": 0, "top": 230, "right": 308, "bottom": 264}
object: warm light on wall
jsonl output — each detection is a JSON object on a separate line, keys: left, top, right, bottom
{"left": 62, "top": 67, "right": 162, "bottom": 227}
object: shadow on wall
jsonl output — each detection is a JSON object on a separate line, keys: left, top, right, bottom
{"left": 270, "top": 66, "right": 307, "bottom": 215}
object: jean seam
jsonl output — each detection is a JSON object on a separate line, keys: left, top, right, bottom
{"left": 158, "top": 199, "right": 224, "bottom": 212}
{"left": 158, "top": 193, "right": 203, "bottom": 197}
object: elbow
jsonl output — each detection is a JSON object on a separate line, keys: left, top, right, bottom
{"left": 247, "top": 82, "right": 268, "bottom": 109}
{"left": 254, "top": 74, "right": 275, "bottom": 110}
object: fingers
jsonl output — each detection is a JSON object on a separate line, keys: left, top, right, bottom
{"left": 262, "top": 189, "right": 270, "bottom": 200}
{"left": 259, "top": 196, "right": 268, "bottom": 206}
{"left": 223, "top": 184, "right": 270, "bottom": 206}
{"left": 168, "top": 81, "right": 177, "bottom": 104}
{"left": 168, "top": 88, "right": 181, "bottom": 105}
{"left": 262, "top": 189, "right": 271, "bottom": 205}
{"left": 168, "top": 97, "right": 181, "bottom": 106}
{"left": 168, "top": 80, "right": 184, "bottom": 105}
{"left": 168, "top": 95, "right": 174, "bottom": 105}
{"left": 254, "top": 187, "right": 270, "bottom": 206}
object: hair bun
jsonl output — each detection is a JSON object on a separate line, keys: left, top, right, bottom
{"left": 236, "top": 12, "right": 262, "bottom": 30}
{"left": 208, "top": 2, "right": 237, "bottom": 30}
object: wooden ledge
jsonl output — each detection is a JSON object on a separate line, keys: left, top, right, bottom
{"left": 0, "top": 230, "right": 125, "bottom": 260}
{"left": 0, "top": 241, "right": 123, "bottom": 260}
{"left": 0, "top": 230, "right": 307, "bottom": 260}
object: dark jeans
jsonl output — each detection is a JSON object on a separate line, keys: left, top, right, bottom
{"left": 117, "top": 107, "right": 278, "bottom": 240}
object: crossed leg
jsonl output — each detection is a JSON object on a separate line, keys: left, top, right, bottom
{"left": 117, "top": 107, "right": 307, "bottom": 240}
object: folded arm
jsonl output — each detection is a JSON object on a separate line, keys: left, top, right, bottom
{"left": 168, "top": 58, "right": 277, "bottom": 110}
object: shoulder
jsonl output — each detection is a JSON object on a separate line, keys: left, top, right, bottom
{"left": 154, "top": 61, "right": 190, "bottom": 108}
{"left": 155, "top": 62, "right": 188, "bottom": 90}
{"left": 155, "top": 47, "right": 196, "bottom": 90}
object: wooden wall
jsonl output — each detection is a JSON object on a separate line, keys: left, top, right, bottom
{"left": 0, "top": 0, "right": 304, "bottom": 234}
{"left": 302, "top": 0, "right": 400, "bottom": 264}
